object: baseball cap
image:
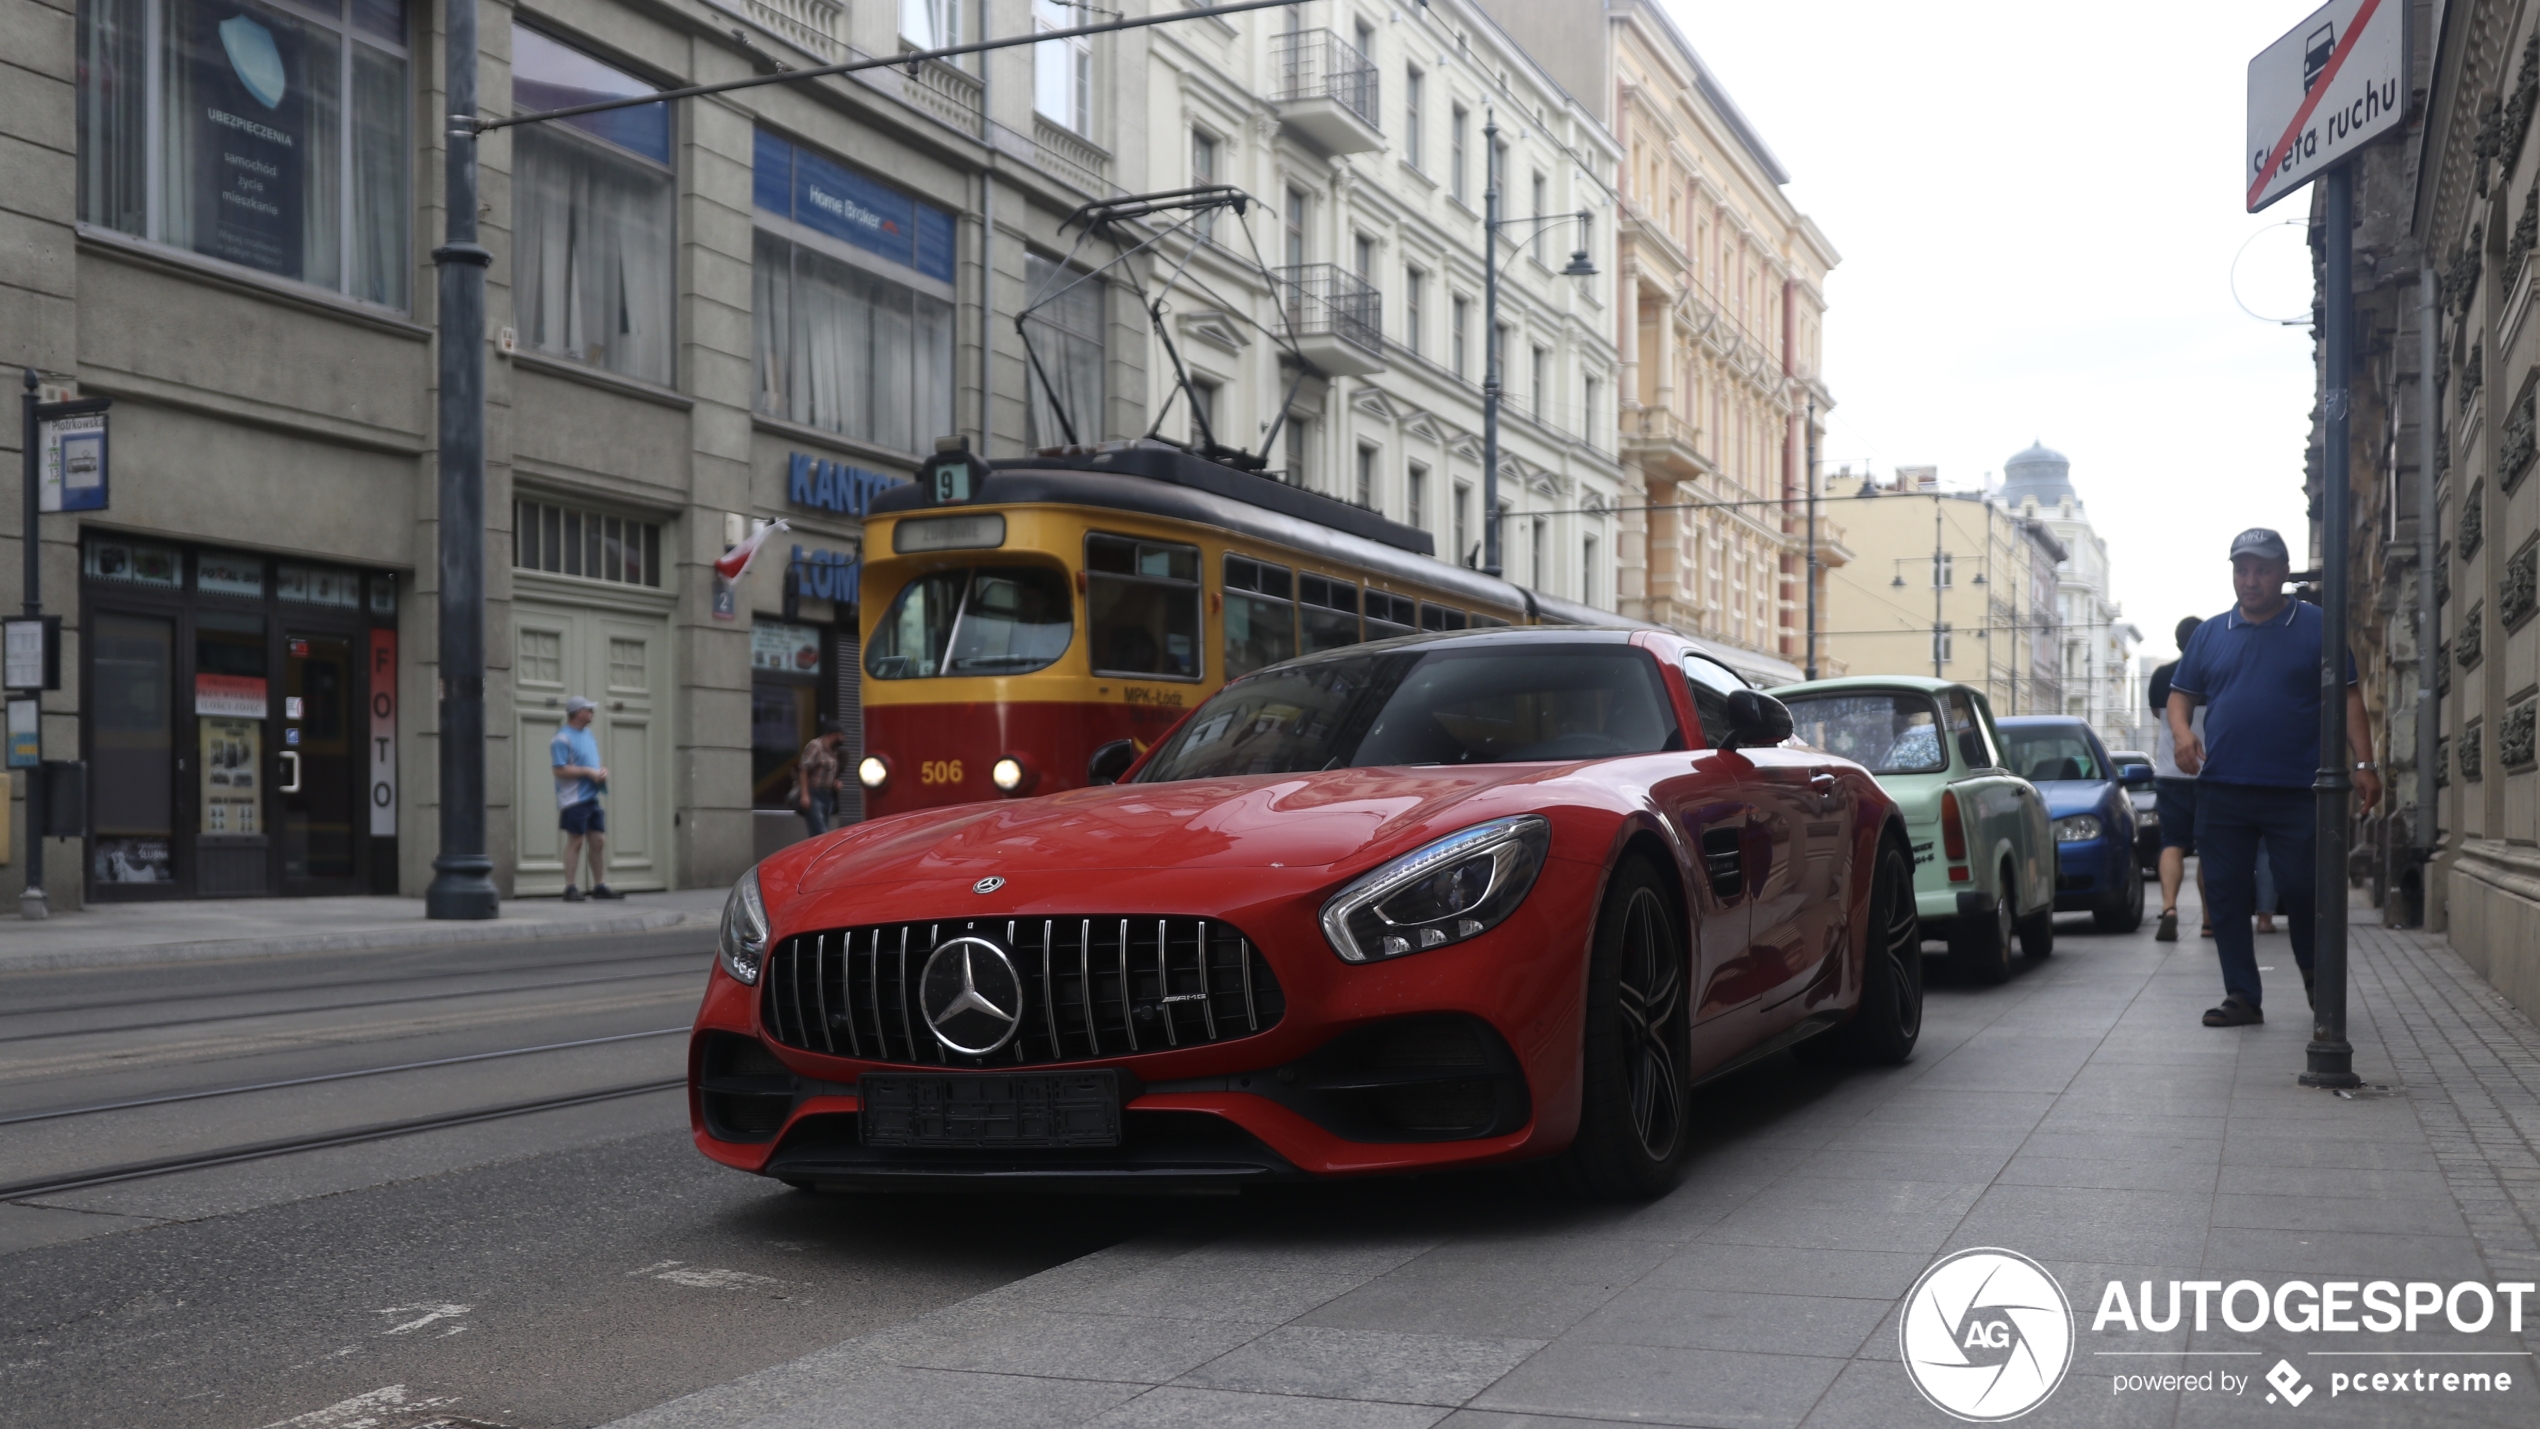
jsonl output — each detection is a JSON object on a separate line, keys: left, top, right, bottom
{"left": 2227, "top": 528, "right": 2290, "bottom": 563}
{"left": 564, "top": 695, "right": 597, "bottom": 714}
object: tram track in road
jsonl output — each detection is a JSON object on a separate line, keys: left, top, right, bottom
{"left": 0, "top": 1076, "right": 688, "bottom": 1203}
{"left": 0, "top": 960, "right": 709, "bottom": 1048}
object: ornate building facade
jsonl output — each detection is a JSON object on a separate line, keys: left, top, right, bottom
{"left": 1998, "top": 443, "right": 2140, "bottom": 743}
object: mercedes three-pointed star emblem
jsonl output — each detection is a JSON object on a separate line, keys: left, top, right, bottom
{"left": 918, "top": 936, "right": 1025, "bottom": 1056}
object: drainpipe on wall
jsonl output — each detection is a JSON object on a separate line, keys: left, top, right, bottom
{"left": 2416, "top": 264, "right": 2441, "bottom": 926}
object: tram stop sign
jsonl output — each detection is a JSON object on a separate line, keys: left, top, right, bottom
{"left": 2247, "top": 0, "right": 2409, "bottom": 212}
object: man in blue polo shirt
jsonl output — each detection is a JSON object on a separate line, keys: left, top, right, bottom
{"left": 2166, "top": 528, "right": 2379, "bottom": 1027}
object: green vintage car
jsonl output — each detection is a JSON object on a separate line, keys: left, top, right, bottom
{"left": 1774, "top": 676, "right": 2056, "bottom": 983}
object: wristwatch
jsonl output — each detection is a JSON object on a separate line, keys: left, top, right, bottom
{"left": 2354, "top": 760, "right": 2379, "bottom": 771}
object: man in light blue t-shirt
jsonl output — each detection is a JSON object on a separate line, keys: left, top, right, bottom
{"left": 552, "top": 696, "right": 620, "bottom": 901}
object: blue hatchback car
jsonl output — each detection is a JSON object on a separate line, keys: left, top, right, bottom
{"left": 1995, "top": 716, "right": 2147, "bottom": 932}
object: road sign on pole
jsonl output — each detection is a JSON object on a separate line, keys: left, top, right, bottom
{"left": 2246, "top": 0, "right": 2408, "bottom": 212}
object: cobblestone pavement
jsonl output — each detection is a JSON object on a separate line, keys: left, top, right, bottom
{"left": 607, "top": 902, "right": 2540, "bottom": 1429}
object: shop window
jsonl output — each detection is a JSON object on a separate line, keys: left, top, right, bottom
{"left": 84, "top": 539, "right": 183, "bottom": 589}
{"left": 1023, "top": 252, "right": 1104, "bottom": 448}
{"left": 513, "top": 498, "right": 663, "bottom": 588}
{"left": 76, "top": 0, "right": 411, "bottom": 306}
{"left": 1223, "top": 553, "right": 1296, "bottom": 678}
{"left": 751, "top": 131, "right": 957, "bottom": 454}
{"left": 752, "top": 619, "right": 825, "bottom": 808}
{"left": 1086, "top": 535, "right": 1199, "bottom": 679}
{"left": 90, "top": 611, "right": 176, "bottom": 886}
{"left": 511, "top": 24, "right": 674, "bottom": 382}
{"left": 278, "top": 564, "right": 363, "bottom": 607}
{"left": 1298, "top": 572, "right": 1360, "bottom": 654}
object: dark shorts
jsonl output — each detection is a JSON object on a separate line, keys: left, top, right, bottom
{"left": 560, "top": 800, "right": 606, "bottom": 835}
{"left": 2154, "top": 779, "right": 2197, "bottom": 852}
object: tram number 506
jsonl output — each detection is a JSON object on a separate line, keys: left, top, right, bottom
{"left": 920, "top": 759, "right": 965, "bottom": 786}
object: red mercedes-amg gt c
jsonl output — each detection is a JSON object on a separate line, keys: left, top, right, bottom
{"left": 690, "top": 627, "right": 1919, "bottom": 1199}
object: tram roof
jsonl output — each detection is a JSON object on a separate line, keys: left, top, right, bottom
{"left": 870, "top": 443, "right": 1643, "bottom": 631}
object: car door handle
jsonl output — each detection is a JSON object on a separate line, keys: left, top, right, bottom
{"left": 280, "top": 750, "right": 302, "bottom": 794}
{"left": 1809, "top": 771, "right": 1837, "bottom": 806}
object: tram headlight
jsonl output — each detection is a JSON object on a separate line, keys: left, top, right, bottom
{"left": 991, "top": 753, "right": 1038, "bottom": 795}
{"left": 857, "top": 755, "right": 891, "bottom": 792}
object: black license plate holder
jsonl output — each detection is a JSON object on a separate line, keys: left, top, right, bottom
{"left": 859, "top": 1070, "right": 1122, "bottom": 1149}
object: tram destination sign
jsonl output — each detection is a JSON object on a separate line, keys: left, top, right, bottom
{"left": 2247, "top": 0, "right": 2408, "bottom": 211}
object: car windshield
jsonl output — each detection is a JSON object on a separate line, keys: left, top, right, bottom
{"left": 1135, "top": 645, "right": 1679, "bottom": 781}
{"left": 865, "top": 565, "right": 1074, "bottom": 679}
{"left": 2002, "top": 726, "right": 2102, "bottom": 782}
{"left": 1780, "top": 692, "right": 1947, "bottom": 774}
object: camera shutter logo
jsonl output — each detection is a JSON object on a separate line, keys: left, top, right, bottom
{"left": 1900, "top": 1247, "right": 2074, "bottom": 1421}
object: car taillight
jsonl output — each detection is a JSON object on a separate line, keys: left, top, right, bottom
{"left": 1940, "top": 789, "right": 1968, "bottom": 862}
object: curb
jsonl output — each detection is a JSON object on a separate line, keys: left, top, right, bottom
{"left": 0, "top": 908, "right": 710, "bottom": 976}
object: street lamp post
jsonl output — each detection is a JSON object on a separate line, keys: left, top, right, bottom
{"left": 1479, "top": 110, "right": 1596, "bottom": 581}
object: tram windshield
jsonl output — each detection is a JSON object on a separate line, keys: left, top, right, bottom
{"left": 1136, "top": 644, "right": 1679, "bottom": 781}
{"left": 865, "top": 565, "right": 1075, "bottom": 679}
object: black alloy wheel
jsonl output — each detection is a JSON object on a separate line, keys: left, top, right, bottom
{"left": 1948, "top": 883, "right": 2016, "bottom": 985}
{"left": 1564, "top": 859, "right": 1694, "bottom": 1200}
{"left": 1799, "top": 836, "right": 1923, "bottom": 1065}
{"left": 2095, "top": 854, "right": 2146, "bottom": 933}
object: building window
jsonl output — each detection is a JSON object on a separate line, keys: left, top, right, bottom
{"left": 1283, "top": 417, "right": 1310, "bottom": 489}
{"left": 1582, "top": 534, "right": 1597, "bottom": 603}
{"left": 76, "top": 0, "right": 412, "bottom": 306}
{"left": 1451, "top": 105, "right": 1469, "bottom": 203}
{"left": 752, "top": 131, "right": 958, "bottom": 454}
{"left": 1188, "top": 377, "right": 1218, "bottom": 443}
{"left": 1453, "top": 480, "right": 1472, "bottom": 564}
{"left": 1403, "top": 66, "right": 1424, "bottom": 169}
{"left": 513, "top": 498, "right": 664, "bottom": 587}
{"left": 1403, "top": 266, "right": 1424, "bottom": 354}
{"left": 1354, "top": 232, "right": 1375, "bottom": 279}
{"left": 1934, "top": 626, "right": 1954, "bottom": 666}
{"left": 1583, "top": 375, "right": 1599, "bottom": 439}
{"left": 1408, "top": 462, "right": 1427, "bottom": 529}
{"left": 1022, "top": 251, "right": 1104, "bottom": 448}
{"left": 1032, "top": 0, "right": 1090, "bottom": 133}
{"left": 1934, "top": 553, "right": 1954, "bottom": 587}
{"left": 1451, "top": 295, "right": 1470, "bottom": 378}
{"left": 900, "top": 0, "right": 959, "bottom": 47}
{"left": 1489, "top": 135, "right": 1506, "bottom": 201}
{"left": 513, "top": 26, "right": 675, "bottom": 383}
{"left": 1353, "top": 17, "right": 1374, "bottom": 57}
{"left": 1191, "top": 127, "right": 1218, "bottom": 240}
{"left": 1530, "top": 173, "right": 1547, "bottom": 263}
{"left": 1356, "top": 443, "right": 1377, "bottom": 508}
{"left": 1530, "top": 345, "right": 1548, "bottom": 419}
{"left": 1531, "top": 518, "right": 1546, "bottom": 590}
{"left": 1284, "top": 186, "right": 1309, "bottom": 268}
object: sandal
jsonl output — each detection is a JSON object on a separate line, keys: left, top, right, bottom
{"left": 2202, "top": 996, "right": 2263, "bottom": 1027}
{"left": 2155, "top": 910, "right": 2179, "bottom": 942}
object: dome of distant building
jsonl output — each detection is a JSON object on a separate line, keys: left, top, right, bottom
{"left": 2000, "top": 440, "right": 2075, "bottom": 506}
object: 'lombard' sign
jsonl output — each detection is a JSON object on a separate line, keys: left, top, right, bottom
{"left": 2246, "top": 0, "right": 2408, "bottom": 211}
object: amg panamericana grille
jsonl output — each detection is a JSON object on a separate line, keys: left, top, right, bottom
{"left": 758, "top": 916, "right": 1287, "bottom": 1066}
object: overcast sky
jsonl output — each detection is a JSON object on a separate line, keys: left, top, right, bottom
{"left": 1663, "top": 0, "right": 2331, "bottom": 662}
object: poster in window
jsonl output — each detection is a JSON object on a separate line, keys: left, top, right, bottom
{"left": 191, "top": 5, "right": 307, "bottom": 276}
{"left": 752, "top": 620, "right": 824, "bottom": 675}
{"left": 201, "top": 716, "right": 262, "bottom": 835}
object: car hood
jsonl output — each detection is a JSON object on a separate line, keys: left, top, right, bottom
{"left": 791, "top": 764, "right": 1580, "bottom": 896}
{"left": 2034, "top": 780, "right": 2118, "bottom": 819}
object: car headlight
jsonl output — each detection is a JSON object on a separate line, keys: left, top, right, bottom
{"left": 1320, "top": 815, "right": 1551, "bottom": 964}
{"left": 2055, "top": 814, "right": 2103, "bottom": 843}
{"left": 718, "top": 865, "right": 770, "bottom": 985}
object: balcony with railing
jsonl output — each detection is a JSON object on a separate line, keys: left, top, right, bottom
{"left": 1270, "top": 30, "right": 1382, "bottom": 155}
{"left": 716, "top": 0, "right": 844, "bottom": 60}
{"left": 1276, "top": 264, "right": 1385, "bottom": 377}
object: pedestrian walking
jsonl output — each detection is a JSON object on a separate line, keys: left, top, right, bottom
{"left": 552, "top": 695, "right": 622, "bottom": 902}
{"left": 797, "top": 719, "right": 845, "bottom": 838}
{"left": 2165, "top": 529, "right": 2378, "bottom": 1027}
{"left": 2147, "top": 615, "right": 2207, "bottom": 943}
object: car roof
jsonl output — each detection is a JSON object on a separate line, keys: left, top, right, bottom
{"left": 1775, "top": 675, "right": 1971, "bottom": 696}
{"left": 1260, "top": 625, "right": 1653, "bottom": 673}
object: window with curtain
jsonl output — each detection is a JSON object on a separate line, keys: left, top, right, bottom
{"left": 1032, "top": 0, "right": 1090, "bottom": 133}
{"left": 511, "top": 25, "right": 674, "bottom": 383}
{"left": 76, "top": 0, "right": 409, "bottom": 306}
{"left": 751, "top": 130, "right": 957, "bottom": 453}
{"left": 1023, "top": 252, "right": 1104, "bottom": 449}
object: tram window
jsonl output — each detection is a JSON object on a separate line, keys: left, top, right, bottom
{"left": 1470, "top": 612, "right": 1513, "bottom": 628}
{"left": 1224, "top": 554, "right": 1298, "bottom": 677}
{"left": 1088, "top": 534, "right": 1202, "bottom": 679}
{"left": 1366, "top": 591, "right": 1416, "bottom": 640}
{"left": 1418, "top": 603, "right": 1468, "bottom": 632}
{"left": 1298, "top": 572, "right": 1362, "bottom": 654}
{"left": 866, "top": 565, "right": 1074, "bottom": 679}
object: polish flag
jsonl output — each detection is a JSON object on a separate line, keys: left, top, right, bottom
{"left": 715, "top": 518, "right": 789, "bottom": 583}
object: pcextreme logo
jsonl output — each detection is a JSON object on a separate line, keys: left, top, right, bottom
{"left": 1901, "top": 1247, "right": 2075, "bottom": 1421}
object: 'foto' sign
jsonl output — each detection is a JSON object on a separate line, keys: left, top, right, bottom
{"left": 2247, "top": 0, "right": 2408, "bottom": 211}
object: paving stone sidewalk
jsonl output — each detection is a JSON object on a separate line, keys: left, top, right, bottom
{"left": 608, "top": 902, "right": 2540, "bottom": 1429}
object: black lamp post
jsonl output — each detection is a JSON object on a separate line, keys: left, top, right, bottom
{"left": 1480, "top": 110, "right": 1596, "bottom": 579}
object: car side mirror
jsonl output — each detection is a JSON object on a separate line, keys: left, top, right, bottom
{"left": 1087, "top": 739, "right": 1138, "bottom": 786}
{"left": 2121, "top": 763, "right": 2154, "bottom": 789}
{"left": 1716, "top": 689, "right": 1793, "bottom": 754}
